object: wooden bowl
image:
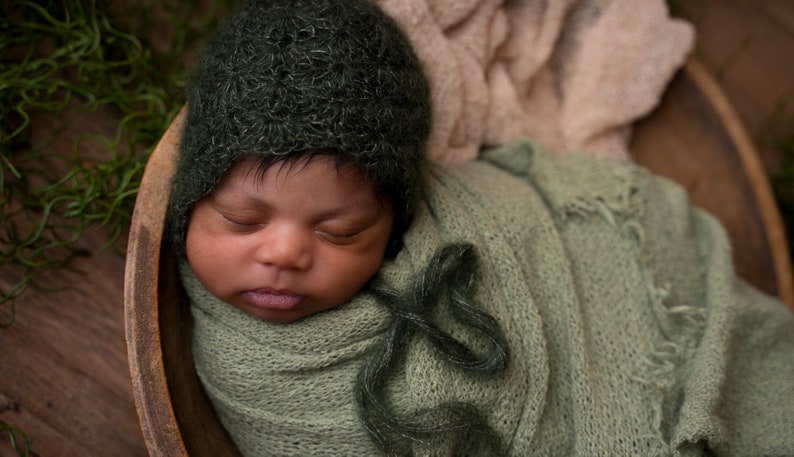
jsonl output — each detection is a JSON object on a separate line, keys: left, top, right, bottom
{"left": 124, "top": 57, "right": 794, "bottom": 456}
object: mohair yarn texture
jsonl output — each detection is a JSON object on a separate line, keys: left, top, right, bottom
{"left": 168, "top": 0, "right": 431, "bottom": 253}
{"left": 182, "top": 141, "right": 794, "bottom": 456}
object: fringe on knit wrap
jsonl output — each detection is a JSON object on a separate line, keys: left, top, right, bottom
{"left": 182, "top": 141, "right": 794, "bottom": 456}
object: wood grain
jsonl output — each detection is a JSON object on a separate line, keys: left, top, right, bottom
{"left": 0, "top": 233, "right": 147, "bottom": 456}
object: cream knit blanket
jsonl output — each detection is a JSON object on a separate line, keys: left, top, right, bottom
{"left": 376, "top": 0, "right": 694, "bottom": 163}
{"left": 183, "top": 141, "right": 794, "bottom": 456}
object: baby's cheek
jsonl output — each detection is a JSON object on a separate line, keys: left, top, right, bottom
{"left": 186, "top": 230, "right": 232, "bottom": 300}
{"left": 190, "top": 260, "right": 240, "bottom": 308}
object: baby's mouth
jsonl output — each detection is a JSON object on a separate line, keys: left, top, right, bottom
{"left": 243, "top": 288, "right": 306, "bottom": 310}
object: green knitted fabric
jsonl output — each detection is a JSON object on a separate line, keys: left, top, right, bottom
{"left": 168, "top": 0, "right": 431, "bottom": 254}
{"left": 182, "top": 141, "right": 794, "bottom": 456}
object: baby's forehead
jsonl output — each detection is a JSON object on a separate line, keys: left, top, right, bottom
{"left": 216, "top": 153, "right": 375, "bottom": 193}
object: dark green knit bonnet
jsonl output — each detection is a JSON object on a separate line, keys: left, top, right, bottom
{"left": 168, "top": 0, "right": 431, "bottom": 253}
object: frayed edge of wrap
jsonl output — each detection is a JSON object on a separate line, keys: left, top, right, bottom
{"left": 557, "top": 163, "right": 707, "bottom": 456}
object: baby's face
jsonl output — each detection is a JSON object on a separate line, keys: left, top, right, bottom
{"left": 186, "top": 155, "right": 394, "bottom": 323}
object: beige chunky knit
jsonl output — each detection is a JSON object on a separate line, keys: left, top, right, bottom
{"left": 183, "top": 141, "right": 794, "bottom": 456}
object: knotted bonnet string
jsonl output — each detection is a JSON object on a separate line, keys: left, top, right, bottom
{"left": 356, "top": 243, "right": 510, "bottom": 455}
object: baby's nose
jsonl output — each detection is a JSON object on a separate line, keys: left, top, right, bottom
{"left": 254, "top": 224, "right": 313, "bottom": 271}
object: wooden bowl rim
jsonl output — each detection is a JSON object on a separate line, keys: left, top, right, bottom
{"left": 124, "top": 106, "right": 188, "bottom": 456}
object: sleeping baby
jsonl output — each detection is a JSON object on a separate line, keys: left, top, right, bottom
{"left": 167, "top": 0, "right": 794, "bottom": 455}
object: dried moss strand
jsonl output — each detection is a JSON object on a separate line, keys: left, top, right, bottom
{"left": 0, "top": 418, "right": 30, "bottom": 456}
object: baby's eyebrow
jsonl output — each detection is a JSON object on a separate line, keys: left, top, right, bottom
{"left": 207, "top": 188, "right": 272, "bottom": 211}
{"left": 211, "top": 187, "right": 382, "bottom": 219}
{"left": 327, "top": 194, "right": 392, "bottom": 227}
{"left": 313, "top": 198, "right": 385, "bottom": 221}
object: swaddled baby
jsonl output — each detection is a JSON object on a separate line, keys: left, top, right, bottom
{"left": 168, "top": 0, "right": 794, "bottom": 455}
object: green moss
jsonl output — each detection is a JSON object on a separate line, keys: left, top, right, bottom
{"left": 0, "top": 0, "right": 242, "bottom": 326}
{"left": 0, "top": 418, "right": 29, "bottom": 457}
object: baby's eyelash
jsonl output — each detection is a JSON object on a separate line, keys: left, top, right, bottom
{"left": 316, "top": 229, "right": 362, "bottom": 244}
{"left": 221, "top": 214, "right": 263, "bottom": 230}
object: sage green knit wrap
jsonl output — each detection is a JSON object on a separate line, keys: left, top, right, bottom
{"left": 182, "top": 141, "right": 794, "bottom": 456}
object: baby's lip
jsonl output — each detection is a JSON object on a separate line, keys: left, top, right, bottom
{"left": 243, "top": 288, "right": 306, "bottom": 310}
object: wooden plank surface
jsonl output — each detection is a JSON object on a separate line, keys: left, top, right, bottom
{"left": 1, "top": 1, "right": 793, "bottom": 455}
{"left": 0, "top": 229, "right": 147, "bottom": 456}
